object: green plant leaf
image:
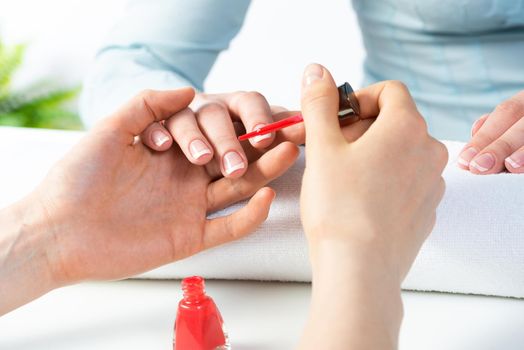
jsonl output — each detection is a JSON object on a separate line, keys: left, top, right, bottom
{"left": 0, "top": 42, "right": 26, "bottom": 94}
{"left": 0, "top": 38, "right": 84, "bottom": 131}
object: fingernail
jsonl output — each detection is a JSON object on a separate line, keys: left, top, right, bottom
{"left": 303, "top": 63, "right": 324, "bottom": 86}
{"left": 223, "top": 151, "right": 245, "bottom": 175}
{"left": 189, "top": 139, "right": 212, "bottom": 160}
{"left": 457, "top": 147, "right": 478, "bottom": 167}
{"left": 252, "top": 124, "right": 272, "bottom": 143}
{"left": 470, "top": 153, "right": 495, "bottom": 172}
{"left": 506, "top": 152, "right": 524, "bottom": 169}
{"left": 152, "top": 130, "right": 170, "bottom": 147}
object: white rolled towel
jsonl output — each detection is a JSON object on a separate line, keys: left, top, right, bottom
{"left": 1, "top": 127, "right": 523, "bottom": 298}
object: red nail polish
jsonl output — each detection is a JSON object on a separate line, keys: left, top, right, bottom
{"left": 173, "top": 276, "right": 229, "bottom": 350}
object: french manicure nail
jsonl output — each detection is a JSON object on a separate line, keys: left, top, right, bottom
{"left": 470, "top": 153, "right": 495, "bottom": 172}
{"left": 223, "top": 151, "right": 245, "bottom": 175}
{"left": 303, "top": 63, "right": 324, "bottom": 86}
{"left": 506, "top": 152, "right": 524, "bottom": 169}
{"left": 189, "top": 139, "right": 212, "bottom": 160}
{"left": 152, "top": 130, "right": 170, "bottom": 147}
{"left": 457, "top": 147, "right": 478, "bottom": 167}
{"left": 252, "top": 124, "right": 272, "bottom": 143}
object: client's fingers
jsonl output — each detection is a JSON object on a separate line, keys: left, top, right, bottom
{"left": 203, "top": 187, "right": 276, "bottom": 249}
{"left": 165, "top": 108, "right": 214, "bottom": 165}
{"left": 506, "top": 145, "right": 524, "bottom": 173}
{"left": 225, "top": 91, "right": 276, "bottom": 148}
{"left": 140, "top": 122, "right": 173, "bottom": 151}
{"left": 471, "top": 114, "right": 489, "bottom": 137}
{"left": 459, "top": 93, "right": 524, "bottom": 171}
{"left": 207, "top": 141, "right": 299, "bottom": 212}
{"left": 469, "top": 116, "right": 524, "bottom": 174}
{"left": 196, "top": 102, "right": 248, "bottom": 178}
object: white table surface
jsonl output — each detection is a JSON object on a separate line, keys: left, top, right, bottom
{"left": 1, "top": 280, "right": 524, "bottom": 350}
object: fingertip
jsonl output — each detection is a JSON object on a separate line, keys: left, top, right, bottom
{"left": 285, "top": 141, "right": 301, "bottom": 158}
{"left": 151, "top": 130, "right": 173, "bottom": 151}
{"left": 222, "top": 150, "right": 248, "bottom": 179}
{"left": 505, "top": 156, "right": 524, "bottom": 173}
{"left": 187, "top": 138, "right": 214, "bottom": 165}
{"left": 249, "top": 130, "right": 275, "bottom": 149}
{"left": 191, "top": 152, "right": 214, "bottom": 165}
{"left": 471, "top": 114, "right": 489, "bottom": 137}
{"left": 276, "top": 141, "right": 301, "bottom": 164}
{"left": 300, "top": 63, "right": 343, "bottom": 145}
{"left": 251, "top": 187, "right": 276, "bottom": 220}
{"left": 142, "top": 123, "right": 173, "bottom": 151}
{"left": 257, "top": 186, "right": 276, "bottom": 202}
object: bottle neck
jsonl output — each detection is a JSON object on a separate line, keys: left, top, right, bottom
{"left": 181, "top": 276, "right": 207, "bottom": 303}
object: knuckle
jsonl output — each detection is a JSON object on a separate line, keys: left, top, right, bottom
{"left": 231, "top": 179, "right": 248, "bottom": 199}
{"left": 213, "top": 133, "right": 238, "bottom": 146}
{"left": 136, "top": 89, "right": 155, "bottom": 106}
{"left": 413, "top": 116, "right": 428, "bottom": 133}
{"left": 245, "top": 91, "right": 266, "bottom": 102}
{"left": 133, "top": 89, "right": 157, "bottom": 124}
{"left": 470, "top": 131, "right": 494, "bottom": 149}
{"left": 197, "top": 92, "right": 210, "bottom": 100}
{"left": 492, "top": 137, "right": 518, "bottom": 155}
{"left": 435, "top": 141, "right": 449, "bottom": 168}
{"left": 387, "top": 80, "right": 409, "bottom": 93}
{"left": 172, "top": 125, "right": 198, "bottom": 140}
{"left": 494, "top": 99, "right": 524, "bottom": 120}
{"left": 440, "top": 177, "right": 446, "bottom": 193}
{"left": 397, "top": 114, "right": 427, "bottom": 136}
{"left": 207, "top": 187, "right": 217, "bottom": 211}
{"left": 198, "top": 101, "right": 228, "bottom": 116}
{"left": 429, "top": 138, "right": 448, "bottom": 165}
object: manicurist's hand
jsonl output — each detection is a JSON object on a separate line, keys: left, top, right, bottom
{"left": 296, "top": 64, "right": 448, "bottom": 350}
{"left": 140, "top": 89, "right": 302, "bottom": 178}
{"left": 0, "top": 88, "right": 299, "bottom": 315}
{"left": 459, "top": 91, "right": 524, "bottom": 174}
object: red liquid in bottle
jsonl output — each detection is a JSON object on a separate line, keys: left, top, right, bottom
{"left": 173, "top": 276, "right": 229, "bottom": 350}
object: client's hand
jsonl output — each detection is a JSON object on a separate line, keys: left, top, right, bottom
{"left": 139, "top": 90, "right": 304, "bottom": 178}
{"left": 39, "top": 88, "right": 299, "bottom": 283}
{"left": 0, "top": 88, "right": 299, "bottom": 315}
{"left": 297, "top": 64, "right": 447, "bottom": 350}
{"left": 459, "top": 91, "right": 524, "bottom": 174}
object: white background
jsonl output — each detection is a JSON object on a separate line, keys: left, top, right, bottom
{"left": 0, "top": 0, "right": 364, "bottom": 111}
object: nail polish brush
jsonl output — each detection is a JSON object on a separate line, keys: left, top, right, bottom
{"left": 238, "top": 82, "right": 360, "bottom": 141}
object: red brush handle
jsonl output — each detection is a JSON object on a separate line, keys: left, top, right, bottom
{"left": 238, "top": 114, "right": 304, "bottom": 141}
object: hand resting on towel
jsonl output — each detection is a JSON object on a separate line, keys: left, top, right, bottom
{"left": 459, "top": 90, "right": 524, "bottom": 174}
{"left": 0, "top": 87, "right": 300, "bottom": 315}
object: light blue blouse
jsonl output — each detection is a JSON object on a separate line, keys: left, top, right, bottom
{"left": 81, "top": 0, "right": 524, "bottom": 141}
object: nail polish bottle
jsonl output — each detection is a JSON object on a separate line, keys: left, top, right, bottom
{"left": 173, "top": 276, "right": 230, "bottom": 350}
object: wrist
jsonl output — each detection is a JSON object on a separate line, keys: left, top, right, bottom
{"left": 305, "top": 238, "right": 403, "bottom": 349}
{"left": 307, "top": 221, "right": 400, "bottom": 281}
{"left": 310, "top": 237, "right": 402, "bottom": 301}
{"left": 4, "top": 194, "right": 68, "bottom": 286}
{"left": 0, "top": 195, "right": 65, "bottom": 314}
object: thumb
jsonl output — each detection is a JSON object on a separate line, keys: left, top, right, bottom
{"left": 105, "top": 87, "right": 195, "bottom": 137}
{"left": 300, "top": 64, "right": 345, "bottom": 150}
